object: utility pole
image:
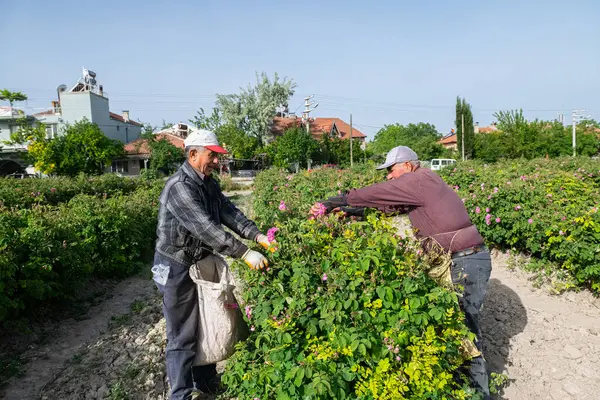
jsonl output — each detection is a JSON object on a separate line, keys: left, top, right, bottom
{"left": 302, "top": 95, "right": 318, "bottom": 134}
{"left": 350, "top": 113, "right": 353, "bottom": 167}
{"left": 461, "top": 114, "right": 465, "bottom": 161}
{"left": 572, "top": 109, "right": 586, "bottom": 157}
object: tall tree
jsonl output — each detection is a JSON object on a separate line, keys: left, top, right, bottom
{"left": 472, "top": 113, "right": 600, "bottom": 162}
{"left": 141, "top": 123, "right": 156, "bottom": 136}
{"left": 455, "top": 97, "right": 475, "bottom": 160}
{"left": 215, "top": 124, "right": 259, "bottom": 159}
{"left": 319, "top": 134, "right": 355, "bottom": 166}
{"left": 266, "top": 127, "right": 320, "bottom": 168}
{"left": 138, "top": 130, "right": 185, "bottom": 175}
{"left": 0, "top": 89, "right": 28, "bottom": 108}
{"left": 190, "top": 107, "right": 222, "bottom": 131}
{"left": 370, "top": 122, "right": 450, "bottom": 160}
{"left": 216, "top": 72, "right": 296, "bottom": 146}
{"left": 160, "top": 119, "right": 174, "bottom": 130}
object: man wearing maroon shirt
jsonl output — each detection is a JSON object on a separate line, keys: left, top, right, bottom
{"left": 313, "top": 146, "right": 491, "bottom": 399}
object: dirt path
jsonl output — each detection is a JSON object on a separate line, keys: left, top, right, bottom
{"left": 1, "top": 276, "right": 156, "bottom": 400}
{"left": 2, "top": 251, "right": 600, "bottom": 399}
{"left": 482, "top": 251, "right": 600, "bottom": 399}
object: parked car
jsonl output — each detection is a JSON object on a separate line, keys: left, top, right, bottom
{"left": 5, "top": 172, "right": 33, "bottom": 179}
{"left": 429, "top": 158, "right": 456, "bottom": 171}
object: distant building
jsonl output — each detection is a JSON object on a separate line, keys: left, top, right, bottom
{"left": 438, "top": 122, "right": 499, "bottom": 151}
{"left": 474, "top": 122, "right": 498, "bottom": 134}
{"left": 271, "top": 116, "right": 367, "bottom": 142}
{"left": 0, "top": 106, "right": 36, "bottom": 151}
{"left": 34, "top": 68, "right": 142, "bottom": 143}
{"left": 0, "top": 68, "right": 143, "bottom": 175}
{"left": 439, "top": 133, "right": 458, "bottom": 151}
{"left": 115, "top": 123, "right": 189, "bottom": 176}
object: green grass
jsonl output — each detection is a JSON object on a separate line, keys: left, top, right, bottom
{"left": 108, "top": 380, "right": 130, "bottom": 400}
{"left": 130, "top": 299, "right": 145, "bottom": 314}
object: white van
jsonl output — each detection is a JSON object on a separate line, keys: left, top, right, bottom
{"left": 430, "top": 158, "right": 456, "bottom": 171}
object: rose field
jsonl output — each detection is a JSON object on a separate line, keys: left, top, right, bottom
{"left": 1, "top": 157, "right": 600, "bottom": 399}
{"left": 0, "top": 176, "right": 163, "bottom": 321}
{"left": 223, "top": 167, "right": 479, "bottom": 399}
{"left": 439, "top": 157, "right": 600, "bottom": 291}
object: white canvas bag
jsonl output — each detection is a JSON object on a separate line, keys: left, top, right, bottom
{"left": 190, "top": 254, "right": 248, "bottom": 366}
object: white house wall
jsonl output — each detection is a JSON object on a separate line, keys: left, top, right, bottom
{"left": 58, "top": 91, "right": 140, "bottom": 143}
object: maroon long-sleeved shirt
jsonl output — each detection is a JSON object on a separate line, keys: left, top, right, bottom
{"left": 345, "top": 167, "right": 484, "bottom": 253}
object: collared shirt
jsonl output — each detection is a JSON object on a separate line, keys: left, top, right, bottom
{"left": 155, "top": 161, "right": 261, "bottom": 269}
{"left": 344, "top": 167, "right": 484, "bottom": 253}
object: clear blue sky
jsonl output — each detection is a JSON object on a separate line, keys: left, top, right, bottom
{"left": 1, "top": 0, "right": 599, "bottom": 139}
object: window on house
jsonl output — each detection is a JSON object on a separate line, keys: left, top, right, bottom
{"left": 45, "top": 124, "right": 58, "bottom": 139}
{"left": 111, "top": 160, "right": 129, "bottom": 173}
{"left": 116, "top": 125, "right": 120, "bottom": 131}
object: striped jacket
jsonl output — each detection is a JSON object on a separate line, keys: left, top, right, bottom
{"left": 155, "top": 161, "right": 260, "bottom": 269}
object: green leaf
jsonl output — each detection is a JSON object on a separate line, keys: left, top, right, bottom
{"left": 428, "top": 307, "right": 443, "bottom": 321}
{"left": 358, "top": 343, "right": 367, "bottom": 356}
{"left": 344, "top": 299, "right": 352, "bottom": 310}
{"left": 361, "top": 258, "right": 370, "bottom": 270}
{"left": 283, "top": 333, "right": 292, "bottom": 343}
{"left": 341, "top": 369, "right": 354, "bottom": 382}
{"left": 294, "top": 367, "right": 305, "bottom": 387}
{"left": 409, "top": 297, "right": 421, "bottom": 309}
{"left": 285, "top": 366, "right": 298, "bottom": 381}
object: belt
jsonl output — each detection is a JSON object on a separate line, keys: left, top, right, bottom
{"left": 452, "top": 245, "right": 488, "bottom": 259}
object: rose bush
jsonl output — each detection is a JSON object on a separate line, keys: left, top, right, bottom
{"left": 0, "top": 183, "right": 163, "bottom": 321}
{"left": 0, "top": 173, "right": 149, "bottom": 209}
{"left": 439, "top": 157, "right": 600, "bottom": 290}
{"left": 222, "top": 166, "right": 480, "bottom": 399}
{"left": 251, "top": 164, "right": 384, "bottom": 230}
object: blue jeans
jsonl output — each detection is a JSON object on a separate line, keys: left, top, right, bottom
{"left": 154, "top": 254, "right": 216, "bottom": 400}
{"left": 451, "top": 250, "right": 492, "bottom": 399}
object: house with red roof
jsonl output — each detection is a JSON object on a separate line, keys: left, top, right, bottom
{"left": 439, "top": 133, "right": 458, "bottom": 151}
{"left": 111, "top": 123, "right": 189, "bottom": 175}
{"left": 439, "top": 123, "right": 500, "bottom": 151}
{"left": 271, "top": 116, "right": 366, "bottom": 142}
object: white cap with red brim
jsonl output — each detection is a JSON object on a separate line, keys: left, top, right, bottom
{"left": 184, "top": 129, "right": 228, "bottom": 154}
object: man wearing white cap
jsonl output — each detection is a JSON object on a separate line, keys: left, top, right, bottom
{"left": 153, "top": 129, "right": 274, "bottom": 399}
{"left": 312, "top": 146, "right": 491, "bottom": 399}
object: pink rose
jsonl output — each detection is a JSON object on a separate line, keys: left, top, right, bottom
{"left": 278, "top": 200, "right": 287, "bottom": 211}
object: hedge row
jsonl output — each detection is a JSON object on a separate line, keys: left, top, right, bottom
{"left": 0, "top": 183, "right": 163, "bottom": 321}
{"left": 0, "top": 173, "right": 148, "bottom": 209}
{"left": 222, "top": 167, "right": 479, "bottom": 399}
{"left": 439, "top": 157, "right": 600, "bottom": 290}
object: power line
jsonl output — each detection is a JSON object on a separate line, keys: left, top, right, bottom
{"left": 13, "top": 87, "right": 588, "bottom": 114}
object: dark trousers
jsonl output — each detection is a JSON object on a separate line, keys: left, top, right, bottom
{"left": 154, "top": 254, "right": 216, "bottom": 400}
{"left": 451, "top": 250, "right": 492, "bottom": 399}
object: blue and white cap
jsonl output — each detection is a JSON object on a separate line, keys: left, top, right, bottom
{"left": 376, "top": 146, "right": 419, "bottom": 170}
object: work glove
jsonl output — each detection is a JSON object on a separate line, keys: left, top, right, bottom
{"left": 319, "top": 194, "right": 348, "bottom": 213}
{"left": 242, "top": 249, "right": 268, "bottom": 270}
{"left": 332, "top": 206, "right": 366, "bottom": 219}
{"left": 256, "top": 234, "right": 277, "bottom": 253}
